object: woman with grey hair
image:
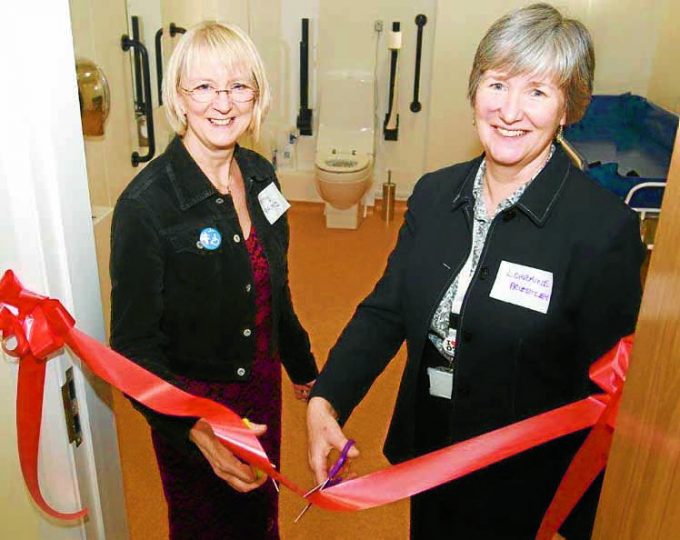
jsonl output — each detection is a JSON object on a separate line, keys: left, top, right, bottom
{"left": 110, "top": 21, "right": 317, "bottom": 539}
{"left": 307, "top": 4, "right": 644, "bottom": 538}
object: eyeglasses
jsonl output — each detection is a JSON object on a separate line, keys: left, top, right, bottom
{"left": 181, "top": 83, "right": 257, "bottom": 103}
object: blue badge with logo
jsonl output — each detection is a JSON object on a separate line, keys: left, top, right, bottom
{"left": 199, "top": 227, "right": 222, "bottom": 250}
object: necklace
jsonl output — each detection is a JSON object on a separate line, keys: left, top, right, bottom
{"left": 483, "top": 145, "right": 556, "bottom": 211}
{"left": 216, "top": 160, "right": 234, "bottom": 195}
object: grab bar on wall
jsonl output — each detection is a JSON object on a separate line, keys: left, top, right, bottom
{"left": 155, "top": 23, "right": 186, "bottom": 105}
{"left": 154, "top": 28, "right": 164, "bottom": 104}
{"left": 170, "top": 23, "right": 186, "bottom": 36}
{"left": 130, "top": 16, "right": 144, "bottom": 114}
{"left": 410, "top": 14, "right": 427, "bottom": 113}
{"left": 121, "top": 34, "right": 156, "bottom": 166}
{"left": 383, "top": 21, "right": 401, "bottom": 141}
{"left": 296, "top": 18, "right": 313, "bottom": 136}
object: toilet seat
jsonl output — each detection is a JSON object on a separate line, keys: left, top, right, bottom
{"left": 315, "top": 152, "right": 370, "bottom": 173}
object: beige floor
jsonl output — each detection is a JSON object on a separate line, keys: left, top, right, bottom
{"left": 111, "top": 202, "right": 410, "bottom": 539}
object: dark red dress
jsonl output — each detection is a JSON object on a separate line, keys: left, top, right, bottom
{"left": 151, "top": 227, "right": 282, "bottom": 539}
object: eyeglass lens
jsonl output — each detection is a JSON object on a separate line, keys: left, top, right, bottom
{"left": 190, "top": 85, "right": 255, "bottom": 103}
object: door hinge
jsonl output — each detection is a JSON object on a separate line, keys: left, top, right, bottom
{"left": 61, "top": 367, "right": 83, "bottom": 447}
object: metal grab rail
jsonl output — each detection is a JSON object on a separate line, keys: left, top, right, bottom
{"left": 410, "top": 14, "right": 427, "bottom": 113}
{"left": 121, "top": 34, "right": 156, "bottom": 166}
{"left": 155, "top": 23, "right": 186, "bottom": 106}
{"left": 169, "top": 23, "right": 186, "bottom": 36}
{"left": 296, "top": 18, "right": 313, "bottom": 136}
{"left": 154, "top": 28, "right": 164, "bottom": 105}
{"left": 383, "top": 21, "right": 400, "bottom": 140}
{"left": 130, "top": 16, "right": 144, "bottom": 114}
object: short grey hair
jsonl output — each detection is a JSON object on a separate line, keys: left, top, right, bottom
{"left": 468, "top": 3, "right": 595, "bottom": 124}
{"left": 163, "top": 20, "right": 271, "bottom": 140}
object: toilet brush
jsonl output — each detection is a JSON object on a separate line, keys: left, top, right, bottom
{"left": 381, "top": 170, "right": 396, "bottom": 222}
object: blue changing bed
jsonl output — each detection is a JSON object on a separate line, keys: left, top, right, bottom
{"left": 563, "top": 93, "right": 678, "bottom": 210}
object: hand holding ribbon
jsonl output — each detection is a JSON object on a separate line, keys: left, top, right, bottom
{"left": 0, "top": 269, "right": 632, "bottom": 538}
{"left": 189, "top": 418, "right": 269, "bottom": 492}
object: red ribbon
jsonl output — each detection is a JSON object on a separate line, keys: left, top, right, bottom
{"left": 0, "top": 270, "right": 631, "bottom": 537}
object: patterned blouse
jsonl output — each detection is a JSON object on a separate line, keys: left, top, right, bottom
{"left": 428, "top": 145, "right": 555, "bottom": 364}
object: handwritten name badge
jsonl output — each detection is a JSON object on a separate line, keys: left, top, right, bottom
{"left": 489, "top": 261, "right": 553, "bottom": 314}
{"left": 258, "top": 182, "right": 291, "bottom": 224}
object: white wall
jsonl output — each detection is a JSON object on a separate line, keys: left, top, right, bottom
{"left": 647, "top": 0, "right": 680, "bottom": 114}
{"left": 272, "top": 0, "right": 437, "bottom": 197}
{"left": 70, "top": 0, "right": 138, "bottom": 207}
{"left": 582, "top": 0, "right": 665, "bottom": 96}
{"left": 127, "top": 0, "right": 163, "bottom": 108}
{"left": 426, "top": 0, "right": 671, "bottom": 171}
{"left": 0, "top": 0, "right": 127, "bottom": 538}
{"left": 138, "top": 0, "right": 438, "bottom": 198}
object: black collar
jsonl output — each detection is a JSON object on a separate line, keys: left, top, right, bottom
{"left": 451, "top": 145, "right": 572, "bottom": 227}
{"left": 165, "top": 136, "right": 274, "bottom": 211}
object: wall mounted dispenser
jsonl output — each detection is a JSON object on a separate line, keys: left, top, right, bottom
{"left": 383, "top": 21, "right": 401, "bottom": 141}
{"left": 75, "top": 58, "right": 110, "bottom": 137}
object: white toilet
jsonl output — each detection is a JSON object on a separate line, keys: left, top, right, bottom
{"left": 315, "top": 73, "right": 375, "bottom": 229}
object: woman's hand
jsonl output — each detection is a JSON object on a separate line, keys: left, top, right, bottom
{"left": 306, "top": 396, "right": 360, "bottom": 484}
{"left": 293, "top": 379, "right": 315, "bottom": 402}
{"left": 189, "top": 419, "right": 268, "bottom": 492}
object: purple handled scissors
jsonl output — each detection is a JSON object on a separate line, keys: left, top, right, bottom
{"left": 294, "top": 439, "right": 356, "bottom": 523}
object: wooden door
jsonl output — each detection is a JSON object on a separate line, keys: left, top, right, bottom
{"left": 593, "top": 131, "right": 680, "bottom": 537}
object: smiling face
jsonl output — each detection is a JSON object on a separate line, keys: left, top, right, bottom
{"left": 179, "top": 56, "right": 255, "bottom": 159}
{"left": 473, "top": 69, "right": 566, "bottom": 177}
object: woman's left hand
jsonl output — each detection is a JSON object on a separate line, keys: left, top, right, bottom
{"left": 293, "top": 380, "right": 315, "bottom": 402}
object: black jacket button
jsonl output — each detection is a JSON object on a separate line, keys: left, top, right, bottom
{"left": 462, "top": 331, "right": 473, "bottom": 343}
{"left": 479, "top": 266, "right": 489, "bottom": 280}
{"left": 503, "top": 209, "right": 517, "bottom": 222}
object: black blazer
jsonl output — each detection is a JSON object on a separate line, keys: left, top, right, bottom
{"left": 111, "top": 138, "right": 318, "bottom": 449}
{"left": 312, "top": 146, "right": 644, "bottom": 463}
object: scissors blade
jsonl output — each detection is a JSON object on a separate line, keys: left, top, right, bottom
{"left": 303, "top": 478, "right": 329, "bottom": 498}
{"left": 296, "top": 440, "right": 356, "bottom": 523}
{"left": 294, "top": 502, "right": 313, "bottom": 523}
{"left": 296, "top": 476, "right": 331, "bottom": 522}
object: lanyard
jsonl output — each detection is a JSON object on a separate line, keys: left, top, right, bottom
{"left": 441, "top": 250, "right": 476, "bottom": 360}
{"left": 450, "top": 250, "right": 475, "bottom": 317}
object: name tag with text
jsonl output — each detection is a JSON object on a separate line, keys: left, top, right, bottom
{"left": 489, "top": 261, "right": 553, "bottom": 314}
{"left": 258, "top": 182, "right": 291, "bottom": 224}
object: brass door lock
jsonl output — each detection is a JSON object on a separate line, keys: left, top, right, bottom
{"left": 61, "top": 367, "right": 83, "bottom": 447}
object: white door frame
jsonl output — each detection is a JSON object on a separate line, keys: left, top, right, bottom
{"left": 0, "top": 0, "right": 128, "bottom": 538}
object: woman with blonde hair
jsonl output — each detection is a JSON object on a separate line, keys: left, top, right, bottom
{"left": 307, "top": 4, "right": 644, "bottom": 538}
{"left": 111, "top": 21, "right": 317, "bottom": 539}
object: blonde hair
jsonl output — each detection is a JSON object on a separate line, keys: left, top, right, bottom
{"left": 468, "top": 3, "right": 594, "bottom": 124}
{"left": 163, "top": 20, "right": 271, "bottom": 140}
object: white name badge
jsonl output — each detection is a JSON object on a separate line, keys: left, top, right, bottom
{"left": 258, "top": 182, "right": 291, "bottom": 224}
{"left": 489, "top": 261, "right": 553, "bottom": 314}
{"left": 427, "top": 366, "right": 453, "bottom": 399}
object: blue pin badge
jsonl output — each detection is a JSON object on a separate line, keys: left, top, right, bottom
{"left": 199, "top": 227, "right": 222, "bottom": 250}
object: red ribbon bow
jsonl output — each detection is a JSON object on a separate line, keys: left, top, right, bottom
{"left": 0, "top": 269, "right": 631, "bottom": 537}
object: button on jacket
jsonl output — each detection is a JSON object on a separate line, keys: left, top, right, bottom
{"left": 111, "top": 137, "right": 318, "bottom": 448}
{"left": 310, "top": 146, "right": 644, "bottom": 535}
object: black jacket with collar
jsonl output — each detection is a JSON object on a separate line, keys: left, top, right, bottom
{"left": 312, "top": 145, "right": 644, "bottom": 462}
{"left": 110, "top": 137, "right": 317, "bottom": 449}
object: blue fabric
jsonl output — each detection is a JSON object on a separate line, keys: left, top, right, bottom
{"left": 564, "top": 93, "right": 678, "bottom": 209}
{"left": 586, "top": 163, "right": 664, "bottom": 208}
